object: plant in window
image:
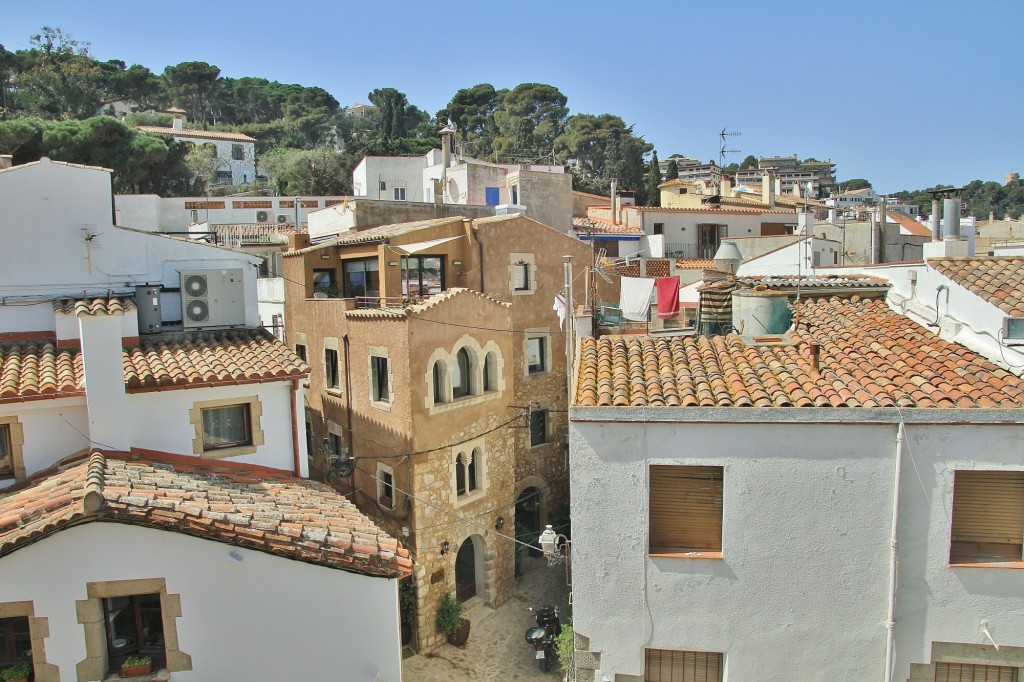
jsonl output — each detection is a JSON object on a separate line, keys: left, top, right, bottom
{"left": 1, "top": 662, "right": 31, "bottom": 682}
{"left": 314, "top": 283, "right": 339, "bottom": 298}
{"left": 121, "top": 655, "right": 153, "bottom": 677}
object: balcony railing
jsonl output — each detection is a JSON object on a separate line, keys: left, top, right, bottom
{"left": 664, "top": 243, "right": 718, "bottom": 259}
{"left": 213, "top": 224, "right": 293, "bottom": 246}
{"left": 355, "top": 295, "right": 428, "bottom": 310}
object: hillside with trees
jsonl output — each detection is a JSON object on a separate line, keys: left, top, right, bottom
{"left": 0, "top": 27, "right": 661, "bottom": 201}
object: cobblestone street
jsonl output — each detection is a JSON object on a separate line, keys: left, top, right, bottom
{"left": 402, "top": 555, "right": 571, "bottom": 681}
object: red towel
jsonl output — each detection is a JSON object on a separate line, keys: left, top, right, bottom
{"left": 656, "top": 276, "right": 680, "bottom": 319}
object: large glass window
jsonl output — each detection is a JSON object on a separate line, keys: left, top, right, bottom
{"left": 526, "top": 336, "right": 547, "bottom": 374}
{"left": 402, "top": 256, "right": 444, "bottom": 297}
{"left": 104, "top": 593, "right": 166, "bottom": 672}
{"left": 342, "top": 258, "right": 381, "bottom": 299}
{"left": 0, "top": 616, "right": 30, "bottom": 669}
{"left": 201, "top": 405, "right": 252, "bottom": 451}
{"left": 312, "top": 269, "right": 337, "bottom": 297}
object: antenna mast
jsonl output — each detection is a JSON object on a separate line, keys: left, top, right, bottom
{"left": 718, "top": 127, "right": 741, "bottom": 193}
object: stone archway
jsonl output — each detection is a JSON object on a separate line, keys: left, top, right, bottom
{"left": 455, "top": 536, "right": 478, "bottom": 602}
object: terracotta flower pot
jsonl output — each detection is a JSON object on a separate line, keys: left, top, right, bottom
{"left": 120, "top": 661, "right": 153, "bottom": 677}
{"left": 446, "top": 617, "right": 471, "bottom": 647}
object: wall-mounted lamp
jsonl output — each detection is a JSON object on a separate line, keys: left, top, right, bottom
{"left": 452, "top": 260, "right": 462, "bottom": 266}
{"left": 495, "top": 515, "right": 505, "bottom": 531}
{"left": 439, "top": 540, "right": 450, "bottom": 556}
{"left": 388, "top": 261, "right": 399, "bottom": 267}
{"left": 320, "top": 253, "right": 330, "bottom": 260}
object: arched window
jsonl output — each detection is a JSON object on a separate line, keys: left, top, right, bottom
{"left": 453, "top": 348, "right": 472, "bottom": 399}
{"left": 468, "top": 448, "right": 480, "bottom": 492}
{"left": 483, "top": 352, "right": 497, "bottom": 392}
{"left": 456, "top": 452, "right": 467, "bottom": 496}
{"left": 432, "top": 361, "right": 446, "bottom": 403}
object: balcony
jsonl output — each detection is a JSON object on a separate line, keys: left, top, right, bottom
{"left": 212, "top": 224, "right": 293, "bottom": 247}
{"left": 665, "top": 243, "right": 719, "bottom": 259}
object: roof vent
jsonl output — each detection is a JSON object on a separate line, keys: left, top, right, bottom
{"left": 713, "top": 240, "right": 742, "bottom": 274}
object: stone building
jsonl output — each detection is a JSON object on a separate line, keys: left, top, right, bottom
{"left": 283, "top": 213, "right": 613, "bottom": 649}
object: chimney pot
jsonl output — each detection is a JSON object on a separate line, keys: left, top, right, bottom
{"left": 809, "top": 341, "right": 821, "bottom": 373}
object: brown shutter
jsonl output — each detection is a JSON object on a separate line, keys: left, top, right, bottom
{"left": 951, "top": 471, "right": 1024, "bottom": 559}
{"left": 645, "top": 649, "right": 724, "bottom": 682}
{"left": 935, "top": 662, "right": 1017, "bottom": 682}
{"left": 649, "top": 466, "right": 723, "bottom": 553}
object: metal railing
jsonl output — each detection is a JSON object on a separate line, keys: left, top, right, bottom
{"left": 213, "top": 224, "right": 292, "bottom": 246}
{"left": 355, "top": 295, "right": 427, "bottom": 310}
{"left": 664, "top": 243, "right": 716, "bottom": 259}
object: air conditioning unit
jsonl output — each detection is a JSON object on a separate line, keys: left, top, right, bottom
{"left": 277, "top": 214, "right": 289, "bottom": 224}
{"left": 1004, "top": 317, "right": 1024, "bottom": 340}
{"left": 256, "top": 210, "right": 270, "bottom": 223}
{"left": 180, "top": 269, "right": 246, "bottom": 330}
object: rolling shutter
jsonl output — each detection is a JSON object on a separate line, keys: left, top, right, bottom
{"left": 935, "top": 662, "right": 1017, "bottom": 682}
{"left": 951, "top": 471, "right": 1024, "bottom": 559}
{"left": 649, "top": 466, "right": 723, "bottom": 553}
{"left": 646, "top": 649, "right": 723, "bottom": 682}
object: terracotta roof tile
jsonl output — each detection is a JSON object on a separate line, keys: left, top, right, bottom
{"left": 575, "top": 296, "right": 1024, "bottom": 408}
{"left": 53, "top": 296, "right": 137, "bottom": 317}
{"left": 929, "top": 257, "right": 1024, "bottom": 317}
{"left": 0, "top": 329, "right": 308, "bottom": 402}
{"left": 572, "top": 217, "right": 644, "bottom": 235}
{"left": 0, "top": 451, "right": 411, "bottom": 578}
{"left": 136, "top": 126, "right": 256, "bottom": 143}
{"left": 676, "top": 259, "right": 716, "bottom": 270}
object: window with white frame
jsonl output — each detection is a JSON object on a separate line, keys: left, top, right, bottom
{"left": 370, "top": 350, "right": 391, "bottom": 406}
{"left": 394, "top": 186, "right": 407, "bottom": 201}
{"left": 377, "top": 462, "right": 395, "bottom": 509}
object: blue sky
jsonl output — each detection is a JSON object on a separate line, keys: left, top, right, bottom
{"left": 3, "top": 0, "right": 1021, "bottom": 193}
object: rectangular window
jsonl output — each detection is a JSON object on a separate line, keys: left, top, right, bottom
{"left": 526, "top": 336, "right": 546, "bottom": 374}
{"left": 649, "top": 465, "right": 723, "bottom": 556}
{"left": 645, "top": 649, "right": 724, "bottom": 682}
{"left": 371, "top": 356, "right": 390, "bottom": 403}
{"left": 378, "top": 464, "right": 394, "bottom": 508}
{"left": 402, "top": 255, "right": 445, "bottom": 296}
{"left": 950, "top": 470, "right": 1024, "bottom": 564}
{"left": 513, "top": 262, "right": 531, "bottom": 291}
{"left": 325, "top": 348, "right": 340, "bottom": 390}
{"left": 342, "top": 258, "right": 381, "bottom": 299}
{"left": 295, "top": 343, "right": 307, "bottom": 363}
{"left": 511, "top": 185, "right": 519, "bottom": 205}
{"left": 530, "top": 408, "right": 548, "bottom": 447}
{"left": 312, "top": 269, "right": 337, "bottom": 297}
{"left": 305, "top": 413, "right": 314, "bottom": 466}
{"left": 653, "top": 223, "right": 664, "bottom": 235}
{"left": 0, "top": 425, "right": 11, "bottom": 477}
{"left": 0, "top": 615, "right": 31, "bottom": 670}
{"left": 104, "top": 593, "right": 166, "bottom": 672}
{"left": 231, "top": 144, "right": 244, "bottom": 160}
{"left": 201, "top": 405, "right": 252, "bottom": 451}
{"left": 394, "top": 187, "right": 407, "bottom": 201}
{"left": 330, "top": 432, "right": 344, "bottom": 460}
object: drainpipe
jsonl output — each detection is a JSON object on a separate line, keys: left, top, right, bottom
{"left": 342, "top": 333, "right": 354, "bottom": 457}
{"left": 477, "top": 234, "right": 486, "bottom": 294}
{"left": 290, "top": 377, "right": 302, "bottom": 476}
{"left": 883, "top": 421, "right": 906, "bottom": 682}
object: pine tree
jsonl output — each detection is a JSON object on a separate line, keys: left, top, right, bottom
{"left": 665, "top": 159, "right": 679, "bottom": 181}
{"left": 644, "top": 151, "right": 661, "bottom": 207}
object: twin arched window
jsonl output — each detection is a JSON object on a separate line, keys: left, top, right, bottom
{"left": 431, "top": 345, "right": 500, "bottom": 407}
{"left": 456, "top": 448, "right": 480, "bottom": 497}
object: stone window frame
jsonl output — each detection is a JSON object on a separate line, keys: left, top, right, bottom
{"left": 509, "top": 253, "right": 536, "bottom": 296}
{"left": 377, "top": 461, "right": 395, "bottom": 509}
{"left": 451, "top": 438, "right": 487, "bottom": 508}
{"left": 368, "top": 346, "right": 393, "bottom": 412}
{"left": 424, "top": 337, "right": 505, "bottom": 415}
{"left": 523, "top": 328, "right": 552, "bottom": 377}
{"left": 189, "top": 395, "right": 264, "bottom": 459}
{"left": 0, "top": 601, "right": 58, "bottom": 682}
{"left": 0, "top": 415, "right": 26, "bottom": 481}
{"left": 323, "top": 336, "right": 342, "bottom": 395}
{"left": 529, "top": 407, "right": 549, "bottom": 448}
{"left": 76, "top": 578, "right": 192, "bottom": 681}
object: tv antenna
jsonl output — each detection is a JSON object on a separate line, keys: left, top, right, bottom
{"left": 718, "top": 127, "right": 741, "bottom": 168}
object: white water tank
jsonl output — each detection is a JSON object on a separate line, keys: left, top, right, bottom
{"left": 732, "top": 289, "right": 791, "bottom": 336}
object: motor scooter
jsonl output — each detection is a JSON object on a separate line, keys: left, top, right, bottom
{"left": 525, "top": 605, "right": 561, "bottom": 672}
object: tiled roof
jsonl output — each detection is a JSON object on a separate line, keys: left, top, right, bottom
{"left": 676, "top": 259, "right": 716, "bottom": 270}
{"left": 287, "top": 216, "right": 465, "bottom": 255}
{"left": 0, "top": 451, "right": 412, "bottom": 578}
{"left": 53, "top": 297, "right": 136, "bottom": 317}
{"left": 0, "top": 339, "right": 83, "bottom": 403}
{"left": 929, "top": 257, "right": 1024, "bottom": 316}
{"left": 628, "top": 206, "right": 796, "bottom": 216}
{"left": 0, "top": 329, "right": 308, "bottom": 402}
{"left": 136, "top": 126, "right": 256, "bottom": 143}
{"left": 572, "top": 217, "right": 644, "bottom": 235}
{"left": 887, "top": 211, "right": 931, "bottom": 238}
{"left": 123, "top": 329, "right": 309, "bottom": 390}
{"left": 732, "top": 275, "right": 889, "bottom": 291}
{"left": 575, "top": 296, "right": 1024, "bottom": 408}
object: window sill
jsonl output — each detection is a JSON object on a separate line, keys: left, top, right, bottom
{"left": 370, "top": 400, "right": 392, "bottom": 412}
{"left": 428, "top": 391, "right": 500, "bottom": 415}
{"left": 454, "top": 490, "right": 486, "bottom": 508}
{"left": 950, "top": 559, "right": 1024, "bottom": 569}
{"left": 103, "top": 668, "right": 170, "bottom": 682}
{"left": 649, "top": 550, "right": 724, "bottom": 560}
{"left": 324, "top": 388, "right": 344, "bottom": 398}
{"left": 201, "top": 443, "right": 257, "bottom": 459}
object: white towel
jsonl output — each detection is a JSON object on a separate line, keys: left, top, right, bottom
{"left": 552, "top": 293, "right": 566, "bottom": 330}
{"left": 620, "top": 277, "right": 655, "bottom": 322}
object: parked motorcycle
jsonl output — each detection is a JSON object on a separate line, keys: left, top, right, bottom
{"left": 525, "top": 605, "right": 561, "bottom": 672}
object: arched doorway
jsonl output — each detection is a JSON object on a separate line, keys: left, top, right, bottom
{"left": 516, "top": 487, "right": 542, "bottom": 558}
{"left": 455, "top": 537, "right": 477, "bottom": 602}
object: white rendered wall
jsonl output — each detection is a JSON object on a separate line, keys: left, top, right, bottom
{"left": 79, "top": 315, "right": 130, "bottom": 450}
{"left": 115, "top": 195, "right": 348, "bottom": 233}
{"left": 354, "top": 157, "right": 425, "bottom": 200}
{"left": 0, "top": 398, "right": 89, "bottom": 487}
{"left": 570, "top": 413, "right": 1024, "bottom": 682}
{"left": 0, "top": 522, "right": 402, "bottom": 681}
{"left": 126, "top": 381, "right": 302, "bottom": 474}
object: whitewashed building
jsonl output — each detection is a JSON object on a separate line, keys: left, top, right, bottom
{"left": 137, "top": 114, "right": 257, "bottom": 186}
{"left": 0, "top": 158, "right": 412, "bottom": 681}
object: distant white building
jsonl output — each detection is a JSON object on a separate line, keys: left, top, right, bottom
{"left": 137, "top": 114, "right": 257, "bottom": 186}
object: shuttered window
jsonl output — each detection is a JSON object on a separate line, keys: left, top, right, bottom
{"left": 645, "top": 649, "right": 723, "bottom": 682}
{"left": 935, "top": 662, "right": 1018, "bottom": 682}
{"left": 950, "top": 470, "right": 1024, "bottom": 564}
{"left": 649, "top": 466, "right": 723, "bottom": 555}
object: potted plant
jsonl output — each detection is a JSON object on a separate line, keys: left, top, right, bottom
{"left": 2, "top": 662, "right": 31, "bottom": 682}
{"left": 399, "top": 577, "right": 417, "bottom": 646}
{"left": 120, "top": 655, "right": 153, "bottom": 677}
{"left": 435, "top": 590, "right": 470, "bottom": 647}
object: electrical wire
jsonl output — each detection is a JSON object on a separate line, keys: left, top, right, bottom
{"left": 59, "top": 413, "right": 120, "bottom": 451}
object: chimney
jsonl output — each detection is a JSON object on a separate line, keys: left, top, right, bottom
{"left": 610, "top": 178, "right": 618, "bottom": 225}
{"left": 0, "top": 154, "right": 12, "bottom": 170}
{"left": 172, "top": 113, "right": 183, "bottom": 131}
{"left": 79, "top": 312, "right": 130, "bottom": 450}
{"left": 721, "top": 176, "right": 732, "bottom": 196}
{"left": 808, "top": 341, "right": 820, "bottom": 373}
{"left": 441, "top": 128, "right": 453, "bottom": 169}
{"left": 943, "top": 197, "right": 961, "bottom": 240}
{"left": 930, "top": 197, "right": 941, "bottom": 241}
{"left": 762, "top": 170, "right": 775, "bottom": 207}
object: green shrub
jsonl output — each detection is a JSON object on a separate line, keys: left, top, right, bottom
{"left": 435, "top": 590, "right": 464, "bottom": 636}
{"left": 2, "top": 662, "right": 32, "bottom": 680}
{"left": 555, "top": 616, "right": 574, "bottom": 673}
